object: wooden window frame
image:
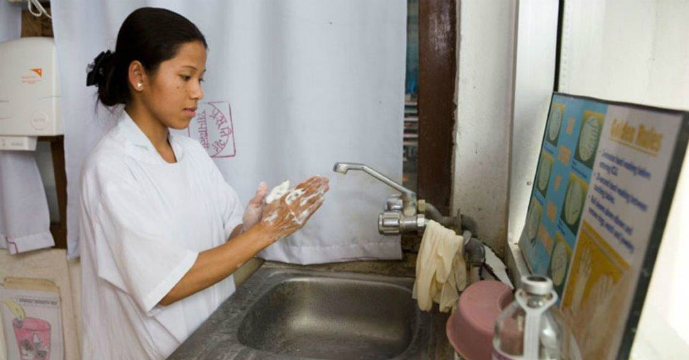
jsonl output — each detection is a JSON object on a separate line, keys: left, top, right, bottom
{"left": 418, "top": 0, "right": 457, "bottom": 215}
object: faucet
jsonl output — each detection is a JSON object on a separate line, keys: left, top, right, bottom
{"left": 333, "top": 162, "right": 424, "bottom": 235}
{"left": 333, "top": 162, "right": 417, "bottom": 216}
{"left": 335, "top": 162, "right": 463, "bottom": 236}
{"left": 333, "top": 162, "right": 486, "bottom": 271}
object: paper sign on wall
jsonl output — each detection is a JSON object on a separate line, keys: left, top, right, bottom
{"left": 518, "top": 93, "right": 689, "bottom": 359}
{"left": 0, "top": 278, "right": 63, "bottom": 360}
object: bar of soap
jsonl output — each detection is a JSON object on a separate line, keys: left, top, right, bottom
{"left": 266, "top": 180, "right": 290, "bottom": 204}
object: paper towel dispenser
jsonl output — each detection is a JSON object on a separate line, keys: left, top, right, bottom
{"left": 0, "top": 37, "right": 63, "bottom": 151}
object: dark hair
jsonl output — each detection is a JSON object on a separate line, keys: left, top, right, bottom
{"left": 88, "top": 7, "right": 207, "bottom": 106}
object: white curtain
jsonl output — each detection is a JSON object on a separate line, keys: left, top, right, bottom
{"left": 51, "top": 0, "right": 407, "bottom": 263}
{"left": 0, "top": 0, "right": 20, "bottom": 42}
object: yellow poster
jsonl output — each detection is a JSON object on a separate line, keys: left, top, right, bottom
{"left": 561, "top": 221, "right": 631, "bottom": 359}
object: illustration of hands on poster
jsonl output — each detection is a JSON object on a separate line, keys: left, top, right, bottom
{"left": 560, "top": 223, "right": 632, "bottom": 359}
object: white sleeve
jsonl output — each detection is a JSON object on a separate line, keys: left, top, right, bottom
{"left": 93, "top": 182, "right": 198, "bottom": 315}
{"left": 210, "top": 164, "right": 244, "bottom": 240}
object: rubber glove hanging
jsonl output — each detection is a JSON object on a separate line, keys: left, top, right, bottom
{"left": 242, "top": 181, "right": 268, "bottom": 231}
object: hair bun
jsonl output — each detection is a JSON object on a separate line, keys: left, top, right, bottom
{"left": 86, "top": 50, "right": 115, "bottom": 87}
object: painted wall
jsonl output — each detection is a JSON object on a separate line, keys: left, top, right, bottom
{"left": 631, "top": 146, "right": 689, "bottom": 358}
{"left": 452, "top": 0, "right": 518, "bottom": 257}
{"left": 558, "top": 0, "right": 689, "bottom": 111}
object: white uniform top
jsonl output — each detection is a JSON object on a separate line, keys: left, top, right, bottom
{"left": 78, "top": 112, "right": 244, "bottom": 359}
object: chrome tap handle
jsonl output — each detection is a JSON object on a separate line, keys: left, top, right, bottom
{"left": 333, "top": 162, "right": 417, "bottom": 216}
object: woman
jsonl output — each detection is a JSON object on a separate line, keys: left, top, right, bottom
{"left": 79, "top": 7, "right": 329, "bottom": 359}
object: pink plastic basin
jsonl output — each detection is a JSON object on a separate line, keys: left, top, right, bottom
{"left": 446, "top": 280, "right": 513, "bottom": 360}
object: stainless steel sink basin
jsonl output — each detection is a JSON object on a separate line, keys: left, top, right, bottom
{"left": 168, "top": 267, "right": 446, "bottom": 360}
{"left": 238, "top": 277, "right": 416, "bottom": 359}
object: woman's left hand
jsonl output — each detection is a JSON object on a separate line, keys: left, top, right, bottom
{"left": 242, "top": 182, "right": 268, "bottom": 231}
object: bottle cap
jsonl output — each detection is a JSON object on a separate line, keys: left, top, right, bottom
{"left": 520, "top": 275, "right": 553, "bottom": 295}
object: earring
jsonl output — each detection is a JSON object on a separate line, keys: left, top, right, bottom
{"left": 137, "top": 83, "right": 142, "bottom": 89}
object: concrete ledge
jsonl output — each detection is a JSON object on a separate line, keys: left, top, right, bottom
{"left": 504, "top": 239, "right": 531, "bottom": 290}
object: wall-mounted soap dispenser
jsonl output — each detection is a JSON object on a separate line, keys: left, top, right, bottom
{"left": 0, "top": 37, "right": 63, "bottom": 150}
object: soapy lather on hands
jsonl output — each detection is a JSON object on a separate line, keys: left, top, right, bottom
{"left": 242, "top": 176, "right": 329, "bottom": 241}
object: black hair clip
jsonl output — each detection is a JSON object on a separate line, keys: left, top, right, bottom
{"left": 86, "top": 50, "right": 114, "bottom": 86}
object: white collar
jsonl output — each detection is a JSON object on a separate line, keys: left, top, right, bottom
{"left": 116, "top": 111, "right": 183, "bottom": 163}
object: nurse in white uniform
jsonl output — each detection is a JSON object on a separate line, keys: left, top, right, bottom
{"left": 78, "top": 7, "right": 329, "bottom": 359}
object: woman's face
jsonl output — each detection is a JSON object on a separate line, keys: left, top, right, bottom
{"left": 141, "top": 41, "right": 207, "bottom": 130}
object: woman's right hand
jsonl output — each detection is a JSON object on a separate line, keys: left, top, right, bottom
{"left": 260, "top": 176, "right": 330, "bottom": 241}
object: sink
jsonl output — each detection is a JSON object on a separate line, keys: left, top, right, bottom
{"left": 168, "top": 267, "right": 446, "bottom": 360}
{"left": 238, "top": 277, "right": 416, "bottom": 359}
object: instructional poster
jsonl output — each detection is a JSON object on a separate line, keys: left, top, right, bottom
{"left": 518, "top": 93, "right": 689, "bottom": 359}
